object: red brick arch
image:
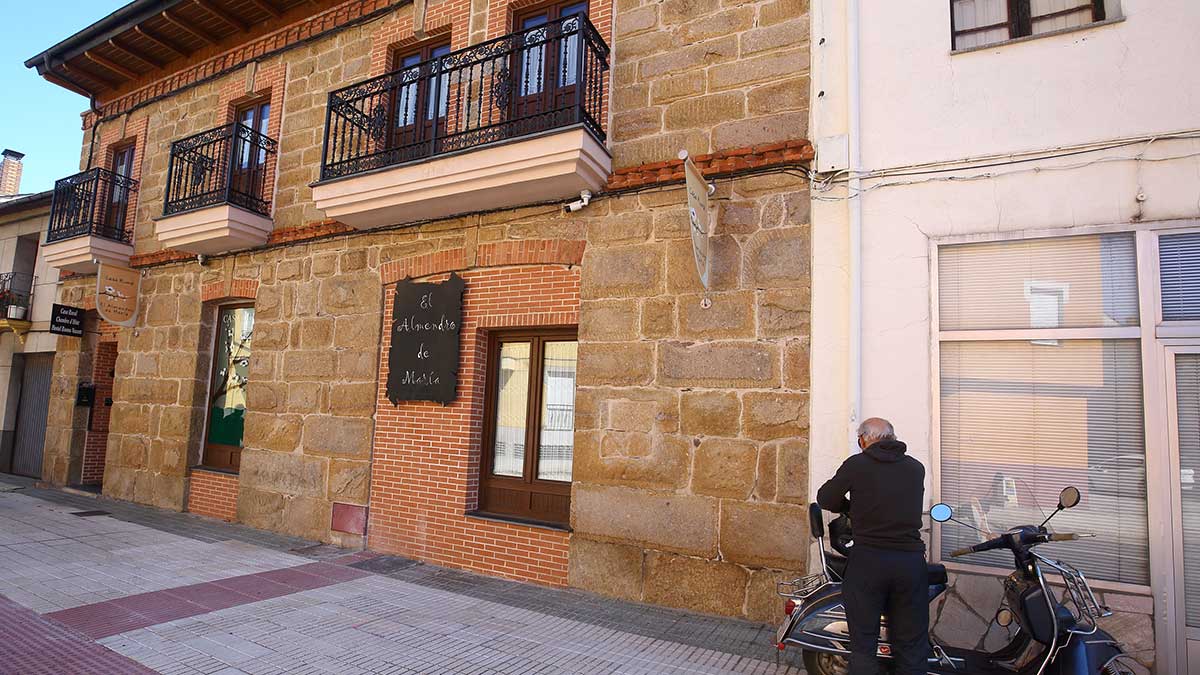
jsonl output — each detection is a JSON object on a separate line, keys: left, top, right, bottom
{"left": 379, "top": 238, "right": 585, "bottom": 285}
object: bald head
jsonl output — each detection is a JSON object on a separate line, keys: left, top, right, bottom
{"left": 857, "top": 417, "right": 896, "bottom": 447}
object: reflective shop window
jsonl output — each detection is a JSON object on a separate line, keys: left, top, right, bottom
{"left": 937, "top": 233, "right": 1149, "bottom": 585}
{"left": 203, "top": 306, "right": 255, "bottom": 472}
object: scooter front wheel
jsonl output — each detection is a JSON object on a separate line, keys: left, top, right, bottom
{"left": 802, "top": 650, "right": 849, "bottom": 675}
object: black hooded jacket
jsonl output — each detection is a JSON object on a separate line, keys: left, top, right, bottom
{"left": 816, "top": 439, "right": 926, "bottom": 552}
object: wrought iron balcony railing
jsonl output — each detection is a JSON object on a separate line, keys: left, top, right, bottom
{"left": 164, "top": 122, "right": 278, "bottom": 217}
{"left": 48, "top": 167, "right": 138, "bottom": 244}
{"left": 321, "top": 14, "right": 609, "bottom": 181}
{"left": 0, "top": 272, "right": 33, "bottom": 316}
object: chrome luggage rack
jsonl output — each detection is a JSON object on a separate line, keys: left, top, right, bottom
{"left": 776, "top": 572, "right": 829, "bottom": 599}
{"left": 1032, "top": 552, "right": 1113, "bottom": 630}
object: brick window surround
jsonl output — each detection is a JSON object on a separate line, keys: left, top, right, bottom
{"left": 93, "top": 117, "right": 148, "bottom": 243}
{"left": 369, "top": 261, "right": 580, "bottom": 586}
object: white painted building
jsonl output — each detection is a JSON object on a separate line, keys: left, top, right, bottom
{"left": 0, "top": 158, "right": 61, "bottom": 483}
{"left": 808, "top": 1, "right": 1200, "bottom": 671}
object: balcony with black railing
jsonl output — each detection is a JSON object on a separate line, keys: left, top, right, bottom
{"left": 0, "top": 272, "right": 33, "bottom": 321}
{"left": 312, "top": 14, "right": 611, "bottom": 229}
{"left": 156, "top": 122, "right": 279, "bottom": 254}
{"left": 43, "top": 167, "right": 138, "bottom": 273}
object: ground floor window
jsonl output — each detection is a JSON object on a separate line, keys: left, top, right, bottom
{"left": 479, "top": 328, "right": 577, "bottom": 526}
{"left": 203, "top": 305, "right": 254, "bottom": 472}
{"left": 936, "top": 232, "right": 1150, "bottom": 585}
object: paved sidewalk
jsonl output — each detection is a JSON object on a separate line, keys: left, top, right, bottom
{"left": 0, "top": 479, "right": 803, "bottom": 674}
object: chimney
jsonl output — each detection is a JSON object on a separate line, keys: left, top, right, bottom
{"left": 0, "top": 150, "right": 24, "bottom": 196}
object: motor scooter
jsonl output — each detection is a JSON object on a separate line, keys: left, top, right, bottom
{"left": 775, "top": 486, "right": 1139, "bottom": 675}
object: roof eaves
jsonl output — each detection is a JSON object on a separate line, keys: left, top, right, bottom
{"left": 0, "top": 191, "right": 54, "bottom": 217}
{"left": 24, "top": 0, "right": 186, "bottom": 74}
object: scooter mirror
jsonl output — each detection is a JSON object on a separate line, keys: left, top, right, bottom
{"left": 930, "top": 503, "right": 953, "bottom": 523}
{"left": 1059, "top": 486, "right": 1081, "bottom": 510}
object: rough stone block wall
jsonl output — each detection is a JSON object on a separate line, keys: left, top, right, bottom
{"left": 609, "top": 0, "right": 809, "bottom": 168}
{"left": 571, "top": 171, "right": 811, "bottom": 622}
{"left": 187, "top": 469, "right": 240, "bottom": 522}
{"left": 43, "top": 314, "right": 102, "bottom": 486}
{"left": 80, "top": 339, "right": 118, "bottom": 485}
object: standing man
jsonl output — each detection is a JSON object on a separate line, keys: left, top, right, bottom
{"left": 816, "top": 417, "right": 928, "bottom": 675}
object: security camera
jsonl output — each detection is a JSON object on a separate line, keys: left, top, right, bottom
{"left": 563, "top": 189, "right": 592, "bottom": 213}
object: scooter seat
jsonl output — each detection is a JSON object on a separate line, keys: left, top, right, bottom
{"left": 826, "top": 553, "right": 948, "bottom": 586}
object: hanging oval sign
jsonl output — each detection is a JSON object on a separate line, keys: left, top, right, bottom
{"left": 95, "top": 263, "right": 141, "bottom": 327}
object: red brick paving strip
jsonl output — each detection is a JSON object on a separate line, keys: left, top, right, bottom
{"left": 0, "top": 593, "right": 158, "bottom": 675}
{"left": 44, "top": 562, "right": 371, "bottom": 640}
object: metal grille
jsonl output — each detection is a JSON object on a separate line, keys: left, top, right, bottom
{"left": 11, "top": 354, "right": 53, "bottom": 479}
{"left": 47, "top": 168, "right": 138, "bottom": 244}
{"left": 321, "top": 14, "right": 609, "bottom": 181}
{"left": 164, "top": 122, "right": 278, "bottom": 217}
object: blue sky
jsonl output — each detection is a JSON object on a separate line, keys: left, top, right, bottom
{"left": 0, "top": 2, "right": 127, "bottom": 194}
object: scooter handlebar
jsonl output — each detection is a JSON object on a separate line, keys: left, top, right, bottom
{"left": 1048, "top": 532, "right": 1094, "bottom": 541}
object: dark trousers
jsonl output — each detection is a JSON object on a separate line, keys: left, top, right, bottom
{"left": 842, "top": 545, "right": 930, "bottom": 675}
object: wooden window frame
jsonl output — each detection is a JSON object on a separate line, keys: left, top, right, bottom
{"left": 387, "top": 39, "right": 453, "bottom": 157}
{"left": 200, "top": 303, "right": 255, "bottom": 473}
{"left": 511, "top": 0, "right": 590, "bottom": 122}
{"left": 106, "top": 142, "right": 136, "bottom": 236}
{"left": 950, "top": 0, "right": 1107, "bottom": 50}
{"left": 478, "top": 326, "right": 578, "bottom": 526}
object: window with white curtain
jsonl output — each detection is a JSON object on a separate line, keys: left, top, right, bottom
{"left": 950, "top": 0, "right": 1120, "bottom": 50}
{"left": 937, "top": 233, "right": 1150, "bottom": 585}
{"left": 1160, "top": 232, "right": 1200, "bottom": 322}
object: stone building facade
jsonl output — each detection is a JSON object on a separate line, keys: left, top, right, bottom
{"left": 28, "top": 0, "right": 812, "bottom": 622}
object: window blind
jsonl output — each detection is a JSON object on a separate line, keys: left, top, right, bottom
{"left": 952, "top": 0, "right": 1009, "bottom": 49}
{"left": 1176, "top": 354, "right": 1200, "bottom": 626}
{"left": 1160, "top": 232, "right": 1200, "bottom": 322}
{"left": 939, "top": 233, "right": 1138, "bottom": 331}
{"left": 940, "top": 339, "right": 1148, "bottom": 584}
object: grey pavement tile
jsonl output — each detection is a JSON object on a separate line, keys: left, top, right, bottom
{"left": 2, "top": 480, "right": 807, "bottom": 675}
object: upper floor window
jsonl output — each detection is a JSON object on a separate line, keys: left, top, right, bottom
{"left": 391, "top": 41, "right": 452, "bottom": 153}
{"left": 951, "top": 0, "right": 1116, "bottom": 51}
{"left": 107, "top": 144, "right": 135, "bottom": 236}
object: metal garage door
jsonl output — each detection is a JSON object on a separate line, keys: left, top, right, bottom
{"left": 11, "top": 353, "right": 53, "bottom": 478}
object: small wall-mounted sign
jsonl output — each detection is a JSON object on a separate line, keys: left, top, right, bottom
{"left": 681, "top": 150, "right": 714, "bottom": 305}
{"left": 386, "top": 272, "right": 466, "bottom": 405}
{"left": 96, "top": 264, "right": 140, "bottom": 327}
{"left": 49, "top": 303, "right": 85, "bottom": 337}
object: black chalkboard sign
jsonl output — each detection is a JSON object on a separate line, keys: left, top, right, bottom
{"left": 50, "top": 303, "right": 85, "bottom": 337}
{"left": 386, "top": 273, "right": 465, "bottom": 405}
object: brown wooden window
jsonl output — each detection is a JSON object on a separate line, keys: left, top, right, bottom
{"left": 389, "top": 40, "right": 452, "bottom": 160}
{"left": 479, "top": 328, "right": 578, "bottom": 526}
{"left": 105, "top": 144, "right": 135, "bottom": 237}
{"left": 950, "top": 0, "right": 1111, "bottom": 51}
{"left": 232, "top": 99, "right": 271, "bottom": 200}
{"left": 202, "top": 305, "right": 255, "bottom": 472}
{"left": 512, "top": 1, "right": 589, "bottom": 122}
